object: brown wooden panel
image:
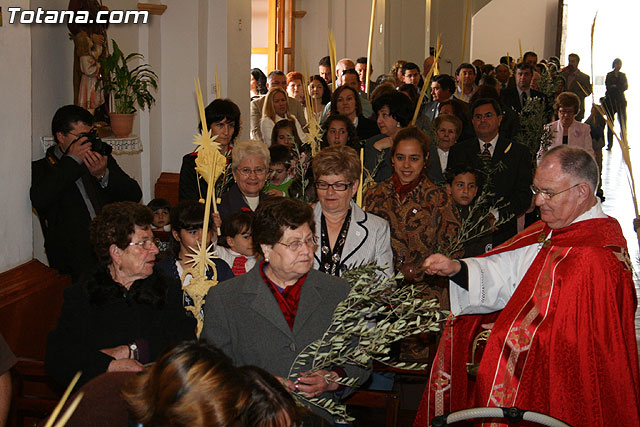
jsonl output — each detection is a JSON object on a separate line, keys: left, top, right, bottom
{"left": 0, "top": 260, "right": 70, "bottom": 360}
{"left": 153, "top": 172, "right": 180, "bottom": 206}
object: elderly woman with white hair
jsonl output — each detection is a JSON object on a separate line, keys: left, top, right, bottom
{"left": 217, "top": 140, "right": 270, "bottom": 222}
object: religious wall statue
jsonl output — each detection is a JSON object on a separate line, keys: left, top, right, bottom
{"left": 68, "top": 0, "right": 109, "bottom": 118}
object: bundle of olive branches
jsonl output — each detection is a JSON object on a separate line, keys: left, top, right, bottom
{"left": 514, "top": 97, "right": 554, "bottom": 159}
{"left": 287, "top": 263, "right": 447, "bottom": 420}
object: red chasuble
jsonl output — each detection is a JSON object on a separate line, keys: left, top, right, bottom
{"left": 414, "top": 218, "right": 640, "bottom": 427}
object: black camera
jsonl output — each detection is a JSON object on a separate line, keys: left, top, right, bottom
{"left": 80, "top": 129, "right": 112, "bottom": 156}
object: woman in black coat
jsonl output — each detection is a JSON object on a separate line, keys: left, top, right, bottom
{"left": 45, "top": 202, "right": 195, "bottom": 388}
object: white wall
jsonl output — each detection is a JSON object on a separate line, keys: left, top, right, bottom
{"left": 0, "top": 0, "right": 34, "bottom": 271}
{"left": 295, "top": 0, "right": 394, "bottom": 81}
{"left": 29, "top": 0, "right": 74, "bottom": 264}
{"left": 470, "top": 0, "right": 558, "bottom": 65}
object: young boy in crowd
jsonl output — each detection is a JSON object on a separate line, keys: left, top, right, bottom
{"left": 446, "top": 167, "right": 492, "bottom": 256}
{"left": 148, "top": 198, "right": 171, "bottom": 230}
{"left": 215, "top": 211, "right": 258, "bottom": 276}
{"left": 148, "top": 198, "right": 172, "bottom": 256}
{"left": 263, "top": 145, "right": 294, "bottom": 197}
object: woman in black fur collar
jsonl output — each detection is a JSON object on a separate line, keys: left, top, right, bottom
{"left": 45, "top": 202, "right": 196, "bottom": 389}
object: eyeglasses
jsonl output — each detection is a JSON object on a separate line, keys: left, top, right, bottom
{"left": 315, "top": 181, "right": 353, "bottom": 191}
{"left": 128, "top": 239, "right": 158, "bottom": 250}
{"left": 558, "top": 109, "right": 575, "bottom": 116}
{"left": 236, "top": 167, "right": 267, "bottom": 177}
{"left": 530, "top": 183, "right": 580, "bottom": 200}
{"left": 276, "top": 236, "right": 318, "bottom": 251}
{"left": 473, "top": 112, "right": 496, "bottom": 120}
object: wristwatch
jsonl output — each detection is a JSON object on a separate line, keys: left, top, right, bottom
{"left": 128, "top": 342, "right": 139, "bottom": 361}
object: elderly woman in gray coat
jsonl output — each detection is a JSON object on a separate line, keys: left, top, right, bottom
{"left": 311, "top": 145, "right": 394, "bottom": 277}
{"left": 202, "top": 197, "right": 368, "bottom": 423}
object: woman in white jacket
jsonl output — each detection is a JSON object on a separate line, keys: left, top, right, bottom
{"left": 539, "top": 91, "right": 594, "bottom": 160}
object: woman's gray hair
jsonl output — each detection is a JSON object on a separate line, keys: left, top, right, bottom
{"left": 231, "top": 140, "right": 270, "bottom": 170}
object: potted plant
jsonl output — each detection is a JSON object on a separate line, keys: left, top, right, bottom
{"left": 98, "top": 39, "right": 158, "bottom": 137}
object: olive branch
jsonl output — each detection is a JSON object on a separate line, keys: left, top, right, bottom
{"left": 287, "top": 263, "right": 447, "bottom": 420}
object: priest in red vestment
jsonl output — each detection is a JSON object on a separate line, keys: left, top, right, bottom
{"left": 414, "top": 145, "right": 640, "bottom": 427}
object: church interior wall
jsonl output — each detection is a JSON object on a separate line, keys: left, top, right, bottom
{"left": 471, "top": 0, "right": 558, "bottom": 64}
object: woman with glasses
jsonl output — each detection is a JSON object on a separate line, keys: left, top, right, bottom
{"left": 538, "top": 91, "right": 594, "bottom": 160}
{"left": 45, "top": 202, "right": 196, "bottom": 389}
{"left": 311, "top": 145, "right": 393, "bottom": 277}
{"left": 202, "top": 197, "right": 368, "bottom": 423}
{"left": 364, "top": 127, "right": 460, "bottom": 285}
{"left": 218, "top": 140, "right": 270, "bottom": 223}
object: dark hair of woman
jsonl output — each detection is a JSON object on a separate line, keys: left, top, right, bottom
{"left": 270, "top": 118, "right": 304, "bottom": 147}
{"left": 370, "top": 81, "right": 397, "bottom": 104}
{"left": 438, "top": 99, "right": 472, "bottom": 123}
{"left": 397, "top": 83, "right": 420, "bottom": 106}
{"left": 251, "top": 68, "right": 268, "bottom": 95}
{"left": 372, "top": 91, "right": 414, "bottom": 127}
{"left": 169, "top": 200, "right": 214, "bottom": 256}
{"left": 553, "top": 91, "right": 581, "bottom": 114}
{"left": 90, "top": 201, "right": 154, "bottom": 266}
{"left": 237, "top": 366, "right": 304, "bottom": 427}
{"left": 123, "top": 340, "right": 242, "bottom": 427}
{"left": 469, "top": 84, "right": 500, "bottom": 106}
{"left": 320, "top": 114, "right": 360, "bottom": 150}
{"left": 252, "top": 197, "right": 315, "bottom": 257}
{"left": 199, "top": 99, "right": 242, "bottom": 141}
{"left": 391, "top": 125, "right": 431, "bottom": 158}
{"left": 308, "top": 74, "right": 331, "bottom": 105}
{"left": 329, "top": 85, "right": 363, "bottom": 117}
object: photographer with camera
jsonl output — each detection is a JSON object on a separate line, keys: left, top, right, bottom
{"left": 31, "top": 105, "right": 142, "bottom": 279}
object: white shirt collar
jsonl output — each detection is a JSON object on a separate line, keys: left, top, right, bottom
{"left": 478, "top": 133, "right": 500, "bottom": 156}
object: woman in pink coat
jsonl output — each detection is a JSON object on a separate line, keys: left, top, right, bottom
{"left": 539, "top": 92, "right": 594, "bottom": 160}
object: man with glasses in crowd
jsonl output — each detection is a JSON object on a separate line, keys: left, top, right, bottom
{"left": 415, "top": 145, "right": 639, "bottom": 427}
{"left": 31, "top": 105, "right": 142, "bottom": 279}
{"left": 446, "top": 98, "right": 532, "bottom": 246}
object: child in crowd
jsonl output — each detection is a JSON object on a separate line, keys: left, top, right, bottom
{"left": 446, "top": 167, "right": 492, "bottom": 257}
{"left": 148, "top": 198, "right": 171, "bottom": 231}
{"left": 270, "top": 119, "right": 304, "bottom": 148}
{"left": 263, "top": 145, "right": 294, "bottom": 197}
{"left": 147, "top": 198, "right": 172, "bottom": 256}
{"left": 215, "top": 211, "right": 257, "bottom": 276}
{"left": 156, "top": 200, "right": 234, "bottom": 318}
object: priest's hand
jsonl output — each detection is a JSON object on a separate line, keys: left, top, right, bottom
{"left": 422, "top": 254, "right": 461, "bottom": 276}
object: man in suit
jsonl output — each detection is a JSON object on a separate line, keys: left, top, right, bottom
{"left": 249, "top": 70, "right": 307, "bottom": 142}
{"left": 561, "top": 53, "right": 592, "bottom": 121}
{"left": 495, "top": 63, "right": 511, "bottom": 90}
{"left": 422, "top": 74, "right": 456, "bottom": 122}
{"left": 500, "top": 62, "right": 548, "bottom": 118}
{"left": 447, "top": 98, "right": 533, "bottom": 246}
{"left": 31, "top": 105, "right": 142, "bottom": 279}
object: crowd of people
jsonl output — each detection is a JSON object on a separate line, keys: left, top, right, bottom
{"left": 23, "top": 49, "right": 637, "bottom": 426}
